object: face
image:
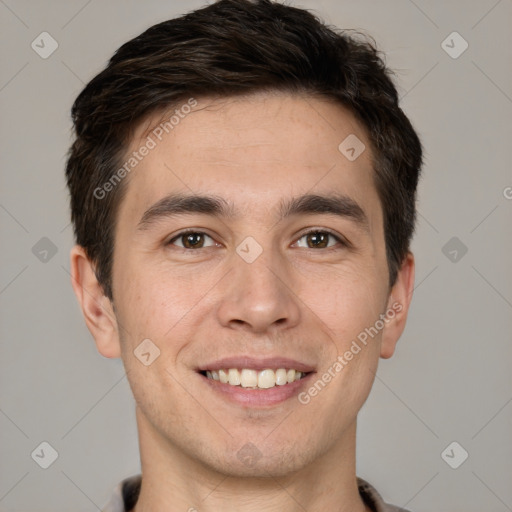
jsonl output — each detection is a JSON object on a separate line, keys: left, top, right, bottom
{"left": 74, "top": 92, "right": 414, "bottom": 478}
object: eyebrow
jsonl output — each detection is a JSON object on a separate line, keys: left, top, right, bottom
{"left": 137, "top": 192, "right": 370, "bottom": 234}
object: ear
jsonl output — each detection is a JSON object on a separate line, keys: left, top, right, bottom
{"left": 380, "top": 251, "right": 415, "bottom": 359}
{"left": 69, "top": 245, "right": 121, "bottom": 358}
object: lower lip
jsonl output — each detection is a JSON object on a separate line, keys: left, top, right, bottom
{"left": 199, "top": 372, "right": 315, "bottom": 407}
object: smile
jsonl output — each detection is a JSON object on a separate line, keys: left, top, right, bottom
{"left": 201, "top": 368, "right": 309, "bottom": 389}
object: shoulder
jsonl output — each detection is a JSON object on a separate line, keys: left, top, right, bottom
{"left": 357, "top": 477, "right": 412, "bottom": 512}
{"left": 101, "top": 474, "right": 142, "bottom": 512}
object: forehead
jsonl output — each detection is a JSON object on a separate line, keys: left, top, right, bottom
{"left": 117, "top": 92, "right": 381, "bottom": 232}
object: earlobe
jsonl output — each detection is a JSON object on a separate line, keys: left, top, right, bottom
{"left": 380, "top": 252, "right": 415, "bottom": 359}
{"left": 69, "top": 245, "right": 121, "bottom": 359}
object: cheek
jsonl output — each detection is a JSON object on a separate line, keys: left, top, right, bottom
{"left": 300, "top": 262, "right": 387, "bottom": 341}
{"left": 116, "top": 261, "right": 199, "bottom": 343}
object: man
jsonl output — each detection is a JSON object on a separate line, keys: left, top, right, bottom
{"left": 65, "top": 0, "right": 422, "bottom": 510}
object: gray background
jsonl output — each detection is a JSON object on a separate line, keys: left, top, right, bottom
{"left": 1, "top": 0, "right": 511, "bottom": 510}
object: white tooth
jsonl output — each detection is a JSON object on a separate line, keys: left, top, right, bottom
{"left": 211, "top": 367, "right": 303, "bottom": 387}
{"left": 258, "top": 369, "right": 276, "bottom": 389}
{"left": 228, "top": 368, "right": 241, "bottom": 385}
{"left": 275, "top": 368, "right": 288, "bottom": 385}
{"left": 219, "top": 369, "right": 229, "bottom": 383}
{"left": 240, "top": 369, "right": 258, "bottom": 388}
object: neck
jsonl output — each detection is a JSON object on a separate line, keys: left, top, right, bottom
{"left": 132, "top": 407, "right": 369, "bottom": 512}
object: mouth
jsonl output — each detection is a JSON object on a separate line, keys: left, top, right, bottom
{"left": 196, "top": 356, "right": 316, "bottom": 407}
{"left": 198, "top": 368, "right": 311, "bottom": 389}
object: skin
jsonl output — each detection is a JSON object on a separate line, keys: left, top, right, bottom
{"left": 70, "top": 91, "right": 415, "bottom": 512}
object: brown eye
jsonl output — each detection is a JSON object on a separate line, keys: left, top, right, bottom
{"left": 306, "top": 231, "right": 329, "bottom": 248}
{"left": 168, "top": 231, "right": 215, "bottom": 249}
{"left": 294, "top": 230, "right": 345, "bottom": 250}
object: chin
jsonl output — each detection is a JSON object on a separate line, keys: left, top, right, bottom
{"left": 201, "top": 441, "right": 316, "bottom": 479}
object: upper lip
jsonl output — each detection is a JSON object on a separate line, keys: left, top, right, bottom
{"left": 197, "top": 356, "right": 316, "bottom": 373}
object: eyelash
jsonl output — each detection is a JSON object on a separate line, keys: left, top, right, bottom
{"left": 166, "top": 228, "right": 349, "bottom": 251}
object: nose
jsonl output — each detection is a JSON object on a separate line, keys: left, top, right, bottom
{"left": 215, "top": 244, "right": 301, "bottom": 334}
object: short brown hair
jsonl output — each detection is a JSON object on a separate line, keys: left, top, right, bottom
{"left": 65, "top": 0, "right": 423, "bottom": 301}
